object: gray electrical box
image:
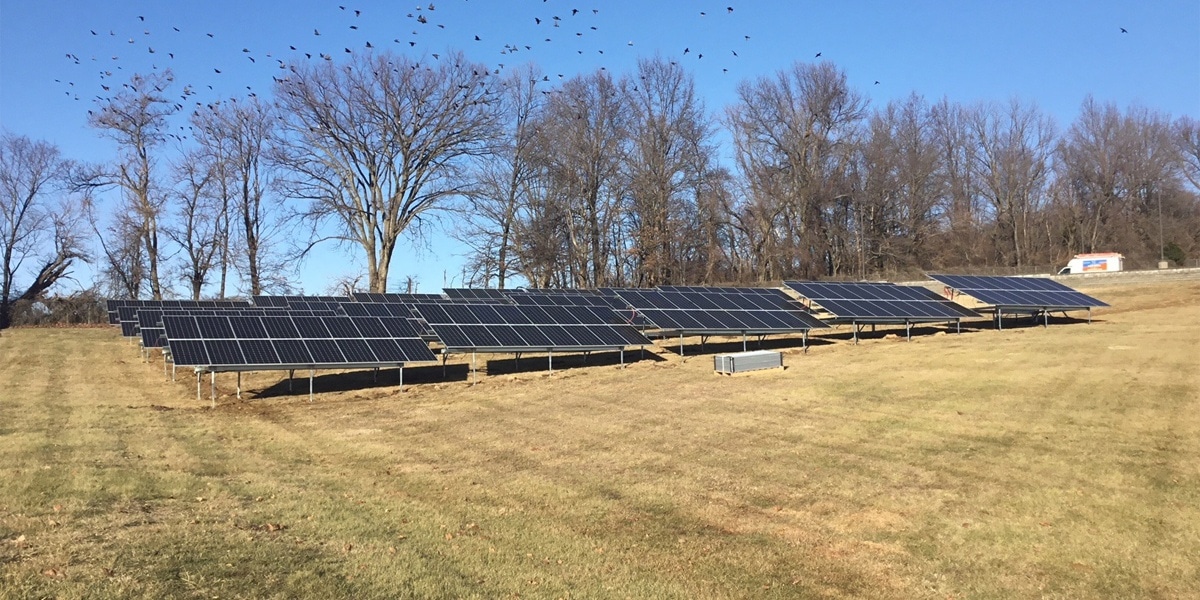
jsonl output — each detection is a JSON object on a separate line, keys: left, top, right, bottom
{"left": 714, "top": 350, "right": 783, "bottom": 374}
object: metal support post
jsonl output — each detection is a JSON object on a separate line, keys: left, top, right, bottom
{"left": 372, "top": 367, "right": 378, "bottom": 383}
{"left": 236, "top": 372, "right": 241, "bottom": 399}
{"left": 309, "top": 369, "right": 314, "bottom": 402}
{"left": 906, "top": 321, "right": 912, "bottom": 342}
{"left": 196, "top": 371, "right": 201, "bottom": 402}
{"left": 398, "top": 365, "right": 404, "bottom": 392}
{"left": 288, "top": 369, "right": 293, "bottom": 393}
{"left": 1088, "top": 307, "right": 1092, "bottom": 324}
{"left": 620, "top": 348, "right": 625, "bottom": 368}
{"left": 548, "top": 349, "right": 553, "bottom": 374}
{"left": 679, "top": 332, "right": 684, "bottom": 356}
{"left": 853, "top": 321, "right": 859, "bottom": 345}
{"left": 956, "top": 319, "right": 961, "bottom": 335}
{"left": 802, "top": 330, "right": 809, "bottom": 354}
{"left": 742, "top": 332, "right": 747, "bottom": 352}
{"left": 210, "top": 371, "right": 216, "bottom": 408}
{"left": 1043, "top": 309, "right": 1049, "bottom": 328}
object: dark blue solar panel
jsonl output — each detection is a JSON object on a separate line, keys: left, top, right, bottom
{"left": 204, "top": 339, "right": 244, "bottom": 366}
{"left": 336, "top": 339, "right": 377, "bottom": 363}
{"left": 272, "top": 339, "right": 313, "bottom": 364}
{"left": 304, "top": 339, "right": 345, "bottom": 363}
{"left": 929, "top": 274, "right": 1108, "bottom": 308}
{"left": 239, "top": 339, "right": 279, "bottom": 365}
{"left": 292, "top": 316, "right": 331, "bottom": 338}
{"left": 169, "top": 340, "right": 209, "bottom": 366}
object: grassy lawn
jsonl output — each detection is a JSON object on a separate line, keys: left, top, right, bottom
{"left": 1, "top": 279, "right": 1198, "bottom": 599}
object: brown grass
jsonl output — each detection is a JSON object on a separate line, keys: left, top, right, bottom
{"left": 1, "top": 278, "right": 1198, "bottom": 598}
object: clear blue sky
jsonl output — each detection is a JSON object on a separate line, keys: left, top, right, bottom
{"left": 2, "top": 0, "right": 1197, "bottom": 295}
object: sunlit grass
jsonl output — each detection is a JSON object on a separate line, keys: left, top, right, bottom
{"left": 1, "top": 279, "right": 1197, "bottom": 598}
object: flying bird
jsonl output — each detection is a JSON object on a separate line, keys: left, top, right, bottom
{"left": 815, "top": 51, "right": 821, "bottom": 57}
{"left": 1120, "top": 27, "right": 1128, "bottom": 33}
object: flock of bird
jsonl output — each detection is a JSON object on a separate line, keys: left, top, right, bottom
{"left": 52, "top": 2, "right": 781, "bottom": 119}
{"left": 51, "top": 2, "right": 1132, "bottom": 143}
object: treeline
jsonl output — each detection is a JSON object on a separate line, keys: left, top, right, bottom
{"left": 2, "top": 51, "right": 1198, "bottom": 325}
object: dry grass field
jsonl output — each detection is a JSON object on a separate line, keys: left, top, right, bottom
{"left": 2, "top": 278, "right": 1198, "bottom": 599}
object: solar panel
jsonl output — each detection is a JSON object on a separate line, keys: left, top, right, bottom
{"left": 161, "top": 313, "right": 436, "bottom": 370}
{"left": 612, "top": 288, "right": 827, "bottom": 334}
{"left": 350, "top": 292, "right": 448, "bottom": 303}
{"left": 410, "top": 302, "right": 652, "bottom": 351}
{"left": 442, "top": 288, "right": 512, "bottom": 303}
{"left": 783, "top": 281, "right": 980, "bottom": 322}
{"left": 928, "top": 274, "right": 1109, "bottom": 309}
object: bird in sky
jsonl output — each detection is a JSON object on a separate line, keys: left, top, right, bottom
{"left": 1120, "top": 27, "right": 1128, "bottom": 33}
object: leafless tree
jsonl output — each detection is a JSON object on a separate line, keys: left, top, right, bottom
{"left": 727, "top": 61, "right": 867, "bottom": 279}
{"left": 969, "top": 99, "right": 1055, "bottom": 267}
{"left": 532, "top": 70, "right": 628, "bottom": 287}
{"left": 1056, "top": 97, "right": 1182, "bottom": 260}
{"left": 929, "top": 98, "right": 987, "bottom": 267}
{"left": 81, "top": 70, "right": 178, "bottom": 300}
{"left": 622, "top": 56, "right": 717, "bottom": 286}
{"left": 165, "top": 151, "right": 223, "bottom": 299}
{"left": 0, "top": 132, "right": 87, "bottom": 328}
{"left": 192, "top": 97, "right": 284, "bottom": 296}
{"left": 273, "top": 51, "right": 503, "bottom": 292}
{"left": 455, "top": 67, "right": 544, "bottom": 288}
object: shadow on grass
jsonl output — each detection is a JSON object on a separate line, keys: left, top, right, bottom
{"left": 645, "top": 333, "right": 836, "bottom": 356}
{"left": 482, "top": 348, "right": 665, "bottom": 375}
{"left": 252, "top": 362, "right": 471, "bottom": 398}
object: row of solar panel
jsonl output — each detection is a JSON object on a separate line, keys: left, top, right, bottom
{"left": 635, "top": 308, "right": 827, "bottom": 332}
{"left": 351, "top": 292, "right": 447, "bottom": 303}
{"left": 412, "top": 303, "right": 632, "bottom": 327}
{"left": 430, "top": 323, "right": 649, "bottom": 350}
{"left": 125, "top": 309, "right": 340, "bottom": 340}
{"left": 784, "top": 281, "right": 953, "bottom": 302}
{"left": 169, "top": 337, "right": 435, "bottom": 368}
{"left": 810, "top": 299, "right": 977, "bottom": 320}
{"left": 929, "top": 275, "right": 1109, "bottom": 308}
{"left": 163, "top": 315, "right": 423, "bottom": 341}
{"left": 613, "top": 289, "right": 796, "bottom": 311}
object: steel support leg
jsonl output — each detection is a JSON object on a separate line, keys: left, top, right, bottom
{"left": 853, "top": 321, "right": 859, "bottom": 345}
{"left": 906, "top": 321, "right": 912, "bottom": 342}
{"left": 309, "top": 369, "right": 314, "bottom": 402}
{"left": 548, "top": 349, "right": 553, "bottom": 374}
{"left": 803, "top": 330, "right": 809, "bottom": 354}
{"left": 743, "top": 333, "right": 747, "bottom": 352}
{"left": 210, "top": 371, "right": 216, "bottom": 408}
{"left": 196, "top": 371, "right": 201, "bottom": 402}
{"left": 679, "top": 332, "right": 684, "bottom": 356}
{"left": 620, "top": 348, "right": 624, "bottom": 368}
{"left": 399, "top": 365, "right": 403, "bottom": 392}
{"left": 288, "top": 369, "right": 293, "bottom": 393}
{"left": 236, "top": 372, "right": 241, "bottom": 399}
{"left": 472, "top": 352, "right": 477, "bottom": 385}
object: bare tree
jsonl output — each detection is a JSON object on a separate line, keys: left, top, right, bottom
{"left": 82, "top": 70, "right": 178, "bottom": 300}
{"left": 622, "top": 56, "right": 717, "bottom": 286}
{"left": 165, "top": 151, "right": 223, "bottom": 299}
{"left": 1056, "top": 97, "right": 1181, "bottom": 260}
{"left": 191, "top": 97, "right": 283, "bottom": 296}
{"left": 727, "top": 61, "right": 867, "bottom": 279}
{"left": 532, "top": 70, "right": 628, "bottom": 287}
{"left": 273, "top": 51, "right": 503, "bottom": 292}
{"left": 455, "top": 67, "right": 544, "bottom": 288}
{"left": 0, "top": 132, "right": 87, "bottom": 328}
{"left": 969, "top": 99, "right": 1055, "bottom": 267}
{"left": 929, "top": 98, "right": 987, "bottom": 267}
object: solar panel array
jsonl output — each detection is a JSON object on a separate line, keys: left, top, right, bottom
{"left": 162, "top": 313, "right": 436, "bottom": 370}
{"left": 107, "top": 298, "right": 250, "bottom": 325}
{"left": 251, "top": 295, "right": 347, "bottom": 307}
{"left": 411, "top": 302, "right": 650, "bottom": 351}
{"left": 136, "top": 308, "right": 340, "bottom": 348}
{"left": 612, "top": 288, "right": 827, "bottom": 333}
{"left": 783, "top": 281, "right": 980, "bottom": 322}
{"left": 351, "top": 292, "right": 448, "bottom": 303}
{"left": 928, "top": 275, "right": 1109, "bottom": 309}
{"left": 442, "top": 288, "right": 510, "bottom": 303}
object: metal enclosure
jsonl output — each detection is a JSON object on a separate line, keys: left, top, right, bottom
{"left": 714, "top": 350, "right": 783, "bottom": 374}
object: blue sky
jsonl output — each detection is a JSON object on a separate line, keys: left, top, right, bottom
{"left": 2, "top": 0, "right": 1197, "bottom": 295}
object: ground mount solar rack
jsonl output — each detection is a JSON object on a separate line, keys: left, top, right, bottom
{"left": 607, "top": 287, "right": 829, "bottom": 355}
{"left": 783, "top": 280, "right": 981, "bottom": 344}
{"left": 928, "top": 274, "right": 1109, "bottom": 330}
